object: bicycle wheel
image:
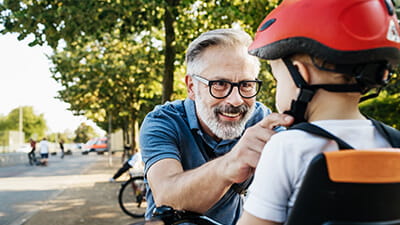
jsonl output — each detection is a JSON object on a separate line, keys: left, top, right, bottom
{"left": 118, "top": 176, "right": 147, "bottom": 218}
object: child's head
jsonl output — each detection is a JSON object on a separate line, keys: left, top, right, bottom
{"left": 249, "top": 0, "right": 400, "bottom": 123}
{"left": 270, "top": 54, "right": 361, "bottom": 120}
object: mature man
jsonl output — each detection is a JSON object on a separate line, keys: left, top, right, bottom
{"left": 139, "top": 28, "right": 293, "bottom": 224}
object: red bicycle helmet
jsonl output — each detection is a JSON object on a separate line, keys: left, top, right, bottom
{"left": 249, "top": 0, "right": 400, "bottom": 66}
{"left": 249, "top": 0, "right": 400, "bottom": 124}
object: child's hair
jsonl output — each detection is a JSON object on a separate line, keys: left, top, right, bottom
{"left": 291, "top": 54, "right": 356, "bottom": 84}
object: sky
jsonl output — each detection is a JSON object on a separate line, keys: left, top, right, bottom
{"left": 0, "top": 33, "right": 105, "bottom": 135}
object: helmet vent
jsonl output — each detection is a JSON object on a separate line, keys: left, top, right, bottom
{"left": 259, "top": 18, "right": 276, "bottom": 32}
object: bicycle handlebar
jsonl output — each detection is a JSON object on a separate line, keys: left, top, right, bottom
{"left": 152, "top": 205, "right": 223, "bottom": 225}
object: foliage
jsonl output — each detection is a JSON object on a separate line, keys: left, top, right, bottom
{"left": 385, "top": 71, "right": 400, "bottom": 94}
{"left": 360, "top": 90, "right": 400, "bottom": 129}
{"left": 0, "top": 0, "right": 280, "bottom": 147}
{"left": 73, "top": 122, "right": 99, "bottom": 143}
{"left": 47, "top": 130, "right": 75, "bottom": 143}
{"left": 257, "top": 61, "right": 277, "bottom": 111}
{"left": 0, "top": 106, "right": 47, "bottom": 141}
{"left": 359, "top": 72, "right": 400, "bottom": 129}
{"left": 51, "top": 33, "right": 164, "bottom": 130}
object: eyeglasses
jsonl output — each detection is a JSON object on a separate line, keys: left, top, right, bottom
{"left": 191, "top": 74, "right": 262, "bottom": 99}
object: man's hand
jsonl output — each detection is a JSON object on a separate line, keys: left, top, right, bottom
{"left": 147, "top": 113, "right": 293, "bottom": 213}
{"left": 221, "top": 113, "right": 294, "bottom": 183}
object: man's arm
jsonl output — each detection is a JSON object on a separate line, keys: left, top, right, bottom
{"left": 147, "top": 113, "right": 294, "bottom": 213}
{"left": 147, "top": 157, "right": 232, "bottom": 213}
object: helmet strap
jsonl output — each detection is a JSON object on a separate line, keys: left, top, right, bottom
{"left": 282, "top": 57, "right": 316, "bottom": 124}
{"left": 311, "top": 56, "right": 391, "bottom": 93}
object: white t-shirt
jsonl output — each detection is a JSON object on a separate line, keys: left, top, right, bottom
{"left": 243, "top": 120, "right": 392, "bottom": 223}
{"left": 128, "top": 152, "right": 144, "bottom": 175}
{"left": 39, "top": 140, "right": 49, "bottom": 154}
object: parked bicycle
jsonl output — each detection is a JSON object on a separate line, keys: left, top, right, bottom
{"left": 118, "top": 171, "right": 147, "bottom": 218}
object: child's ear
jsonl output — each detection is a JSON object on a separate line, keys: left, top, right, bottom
{"left": 185, "top": 75, "right": 196, "bottom": 100}
{"left": 292, "top": 60, "right": 311, "bottom": 83}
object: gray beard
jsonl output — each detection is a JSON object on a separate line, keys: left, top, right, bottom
{"left": 195, "top": 96, "right": 255, "bottom": 140}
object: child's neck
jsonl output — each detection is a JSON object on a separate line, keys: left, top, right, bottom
{"left": 306, "top": 90, "right": 366, "bottom": 122}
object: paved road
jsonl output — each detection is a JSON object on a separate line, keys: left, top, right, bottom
{"left": 0, "top": 153, "right": 105, "bottom": 225}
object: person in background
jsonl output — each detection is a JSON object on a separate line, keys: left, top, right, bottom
{"left": 39, "top": 137, "right": 49, "bottom": 166}
{"left": 109, "top": 148, "right": 143, "bottom": 182}
{"left": 59, "top": 139, "right": 65, "bottom": 159}
{"left": 237, "top": 0, "right": 400, "bottom": 224}
{"left": 28, "top": 138, "right": 36, "bottom": 166}
{"left": 140, "top": 28, "right": 293, "bottom": 224}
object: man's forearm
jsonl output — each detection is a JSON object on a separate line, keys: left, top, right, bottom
{"left": 147, "top": 156, "right": 233, "bottom": 213}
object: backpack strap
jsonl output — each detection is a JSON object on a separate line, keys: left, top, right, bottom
{"left": 370, "top": 119, "right": 400, "bottom": 148}
{"left": 289, "top": 122, "right": 354, "bottom": 150}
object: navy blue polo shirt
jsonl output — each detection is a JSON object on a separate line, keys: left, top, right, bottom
{"left": 139, "top": 98, "right": 272, "bottom": 224}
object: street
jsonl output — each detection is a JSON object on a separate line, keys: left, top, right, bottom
{"left": 0, "top": 152, "right": 139, "bottom": 225}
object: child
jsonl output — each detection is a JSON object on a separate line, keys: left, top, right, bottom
{"left": 238, "top": 0, "right": 400, "bottom": 224}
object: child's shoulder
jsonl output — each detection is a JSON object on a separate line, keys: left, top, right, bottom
{"left": 269, "top": 128, "right": 321, "bottom": 147}
{"left": 265, "top": 129, "right": 327, "bottom": 160}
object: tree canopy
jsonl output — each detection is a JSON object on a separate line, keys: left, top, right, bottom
{"left": 74, "top": 122, "right": 99, "bottom": 143}
{"left": 0, "top": 0, "right": 280, "bottom": 150}
{"left": 0, "top": 106, "right": 47, "bottom": 141}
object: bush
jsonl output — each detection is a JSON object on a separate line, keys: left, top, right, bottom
{"left": 360, "top": 92, "right": 400, "bottom": 129}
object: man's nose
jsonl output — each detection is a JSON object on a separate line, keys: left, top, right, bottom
{"left": 225, "top": 86, "right": 244, "bottom": 106}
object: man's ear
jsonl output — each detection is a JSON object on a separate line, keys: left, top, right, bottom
{"left": 292, "top": 60, "right": 311, "bottom": 84}
{"left": 185, "top": 75, "right": 196, "bottom": 100}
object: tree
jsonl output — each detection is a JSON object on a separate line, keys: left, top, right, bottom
{"left": 0, "top": 0, "right": 281, "bottom": 150}
{"left": 51, "top": 32, "right": 164, "bottom": 150}
{"left": 1, "top": 106, "right": 47, "bottom": 140}
{"left": 73, "top": 122, "right": 98, "bottom": 143}
{"left": 360, "top": 73, "right": 400, "bottom": 128}
{"left": 47, "top": 130, "right": 75, "bottom": 143}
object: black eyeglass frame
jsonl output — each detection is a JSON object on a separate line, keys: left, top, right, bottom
{"left": 191, "top": 74, "right": 262, "bottom": 99}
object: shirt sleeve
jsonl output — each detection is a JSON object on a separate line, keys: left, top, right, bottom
{"left": 139, "top": 110, "right": 182, "bottom": 176}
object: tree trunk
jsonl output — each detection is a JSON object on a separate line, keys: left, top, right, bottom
{"left": 162, "top": 0, "right": 178, "bottom": 103}
{"left": 130, "top": 112, "right": 139, "bottom": 156}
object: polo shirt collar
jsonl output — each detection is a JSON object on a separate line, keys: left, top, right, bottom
{"left": 184, "top": 98, "right": 201, "bottom": 131}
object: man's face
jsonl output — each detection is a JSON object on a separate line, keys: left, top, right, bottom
{"left": 188, "top": 45, "right": 258, "bottom": 140}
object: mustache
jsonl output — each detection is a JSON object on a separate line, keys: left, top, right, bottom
{"left": 214, "top": 104, "right": 249, "bottom": 115}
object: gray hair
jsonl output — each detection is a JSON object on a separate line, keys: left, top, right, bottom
{"left": 185, "top": 28, "right": 260, "bottom": 76}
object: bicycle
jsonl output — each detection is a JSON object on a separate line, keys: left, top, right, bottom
{"left": 118, "top": 171, "right": 147, "bottom": 218}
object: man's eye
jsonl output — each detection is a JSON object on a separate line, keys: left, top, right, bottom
{"left": 213, "top": 81, "right": 229, "bottom": 90}
{"left": 241, "top": 82, "right": 255, "bottom": 90}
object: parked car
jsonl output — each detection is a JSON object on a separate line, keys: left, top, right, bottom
{"left": 81, "top": 137, "right": 108, "bottom": 155}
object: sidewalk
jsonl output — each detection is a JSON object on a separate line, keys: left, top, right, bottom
{"left": 21, "top": 154, "right": 145, "bottom": 225}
